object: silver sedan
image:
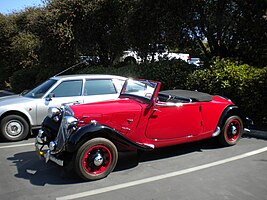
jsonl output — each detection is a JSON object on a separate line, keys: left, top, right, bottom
{"left": 0, "top": 74, "right": 126, "bottom": 141}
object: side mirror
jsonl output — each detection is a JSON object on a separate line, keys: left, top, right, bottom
{"left": 46, "top": 93, "right": 55, "bottom": 101}
{"left": 21, "top": 89, "right": 29, "bottom": 95}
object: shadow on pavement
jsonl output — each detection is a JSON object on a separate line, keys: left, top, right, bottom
{"left": 7, "top": 151, "right": 81, "bottom": 186}
{"left": 7, "top": 138, "right": 226, "bottom": 185}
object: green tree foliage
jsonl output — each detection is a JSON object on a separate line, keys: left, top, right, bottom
{"left": 45, "top": 0, "right": 127, "bottom": 65}
{"left": 79, "top": 60, "right": 194, "bottom": 90}
{"left": 184, "top": 0, "right": 267, "bottom": 66}
{"left": 125, "top": 0, "right": 193, "bottom": 60}
{"left": 0, "top": 14, "right": 15, "bottom": 88}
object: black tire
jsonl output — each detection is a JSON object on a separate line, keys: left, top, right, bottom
{"left": 74, "top": 138, "right": 118, "bottom": 181}
{"left": 218, "top": 116, "right": 243, "bottom": 146}
{"left": 0, "top": 115, "right": 29, "bottom": 142}
{"left": 124, "top": 57, "right": 136, "bottom": 65}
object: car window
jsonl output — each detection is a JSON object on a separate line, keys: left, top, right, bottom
{"left": 52, "top": 80, "right": 83, "bottom": 97}
{"left": 24, "top": 79, "right": 57, "bottom": 98}
{"left": 84, "top": 79, "right": 117, "bottom": 96}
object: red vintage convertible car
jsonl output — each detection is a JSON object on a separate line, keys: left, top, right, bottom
{"left": 35, "top": 79, "right": 248, "bottom": 181}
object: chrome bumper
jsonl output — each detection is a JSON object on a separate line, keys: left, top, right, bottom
{"left": 35, "top": 130, "right": 64, "bottom": 167}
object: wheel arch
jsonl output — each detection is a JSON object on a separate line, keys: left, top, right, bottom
{"left": 66, "top": 123, "right": 153, "bottom": 153}
{"left": 217, "top": 105, "right": 246, "bottom": 130}
{"left": 124, "top": 56, "right": 137, "bottom": 64}
{"left": 0, "top": 110, "right": 32, "bottom": 130}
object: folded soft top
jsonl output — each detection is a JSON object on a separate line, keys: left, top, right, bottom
{"left": 159, "top": 90, "right": 213, "bottom": 102}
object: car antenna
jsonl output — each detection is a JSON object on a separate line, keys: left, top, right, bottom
{"left": 53, "top": 60, "right": 88, "bottom": 77}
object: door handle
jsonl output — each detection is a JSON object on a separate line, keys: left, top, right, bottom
{"left": 153, "top": 108, "right": 161, "bottom": 113}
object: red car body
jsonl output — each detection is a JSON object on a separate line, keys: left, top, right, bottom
{"left": 36, "top": 79, "right": 246, "bottom": 181}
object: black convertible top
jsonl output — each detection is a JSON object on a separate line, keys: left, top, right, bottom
{"left": 160, "top": 90, "right": 213, "bottom": 102}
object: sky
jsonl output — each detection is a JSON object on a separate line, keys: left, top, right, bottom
{"left": 0, "top": 0, "right": 44, "bottom": 14}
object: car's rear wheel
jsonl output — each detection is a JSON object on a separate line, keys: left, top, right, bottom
{"left": 74, "top": 138, "right": 118, "bottom": 181}
{"left": 0, "top": 115, "right": 29, "bottom": 142}
{"left": 218, "top": 116, "right": 243, "bottom": 146}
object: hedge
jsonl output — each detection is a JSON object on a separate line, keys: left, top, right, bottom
{"left": 186, "top": 57, "right": 267, "bottom": 126}
{"left": 78, "top": 60, "right": 194, "bottom": 90}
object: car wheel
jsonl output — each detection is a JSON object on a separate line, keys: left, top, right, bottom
{"left": 74, "top": 138, "right": 118, "bottom": 181}
{"left": 218, "top": 116, "right": 243, "bottom": 146}
{"left": 124, "top": 57, "right": 136, "bottom": 65}
{"left": 0, "top": 115, "right": 29, "bottom": 141}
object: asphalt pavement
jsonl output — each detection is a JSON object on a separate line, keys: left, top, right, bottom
{"left": 0, "top": 135, "right": 266, "bottom": 200}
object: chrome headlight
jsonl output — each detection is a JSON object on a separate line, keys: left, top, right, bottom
{"left": 62, "top": 116, "right": 78, "bottom": 130}
{"left": 47, "top": 107, "right": 61, "bottom": 122}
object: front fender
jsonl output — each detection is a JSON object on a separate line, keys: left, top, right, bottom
{"left": 66, "top": 123, "right": 154, "bottom": 153}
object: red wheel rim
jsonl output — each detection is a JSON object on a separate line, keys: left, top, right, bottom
{"left": 82, "top": 145, "right": 112, "bottom": 175}
{"left": 225, "top": 119, "right": 241, "bottom": 142}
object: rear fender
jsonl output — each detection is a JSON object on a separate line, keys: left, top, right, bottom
{"left": 66, "top": 123, "right": 154, "bottom": 152}
{"left": 217, "top": 105, "right": 250, "bottom": 129}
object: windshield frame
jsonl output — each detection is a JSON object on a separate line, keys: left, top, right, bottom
{"left": 119, "top": 79, "right": 161, "bottom": 103}
{"left": 23, "top": 79, "right": 57, "bottom": 99}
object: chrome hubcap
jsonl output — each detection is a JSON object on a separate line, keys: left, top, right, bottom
{"left": 94, "top": 153, "right": 104, "bottom": 166}
{"left": 6, "top": 121, "right": 23, "bottom": 136}
{"left": 231, "top": 125, "right": 237, "bottom": 135}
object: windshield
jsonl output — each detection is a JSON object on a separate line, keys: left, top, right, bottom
{"left": 23, "top": 79, "right": 57, "bottom": 98}
{"left": 121, "top": 79, "right": 158, "bottom": 100}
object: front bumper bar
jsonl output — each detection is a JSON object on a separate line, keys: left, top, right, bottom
{"left": 35, "top": 131, "right": 64, "bottom": 167}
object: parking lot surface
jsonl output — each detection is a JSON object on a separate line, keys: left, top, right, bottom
{"left": 0, "top": 133, "right": 266, "bottom": 200}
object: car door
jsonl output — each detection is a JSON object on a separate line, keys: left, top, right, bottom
{"left": 145, "top": 102, "right": 203, "bottom": 140}
{"left": 36, "top": 79, "right": 84, "bottom": 125}
{"left": 83, "top": 79, "right": 123, "bottom": 103}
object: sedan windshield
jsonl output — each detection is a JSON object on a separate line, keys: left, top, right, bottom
{"left": 121, "top": 79, "right": 157, "bottom": 100}
{"left": 23, "top": 79, "right": 57, "bottom": 98}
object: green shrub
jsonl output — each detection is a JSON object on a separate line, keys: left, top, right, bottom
{"left": 186, "top": 57, "right": 267, "bottom": 126}
{"left": 78, "top": 60, "right": 194, "bottom": 90}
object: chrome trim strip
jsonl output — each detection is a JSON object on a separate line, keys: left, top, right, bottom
{"left": 212, "top": 126, "right": 221, "bottom": 137}
{"left": 244, "top": 128, "right": 250, "bottom": 132}
{"left": 155, "top": 102, "right": 183, "bottom": 107}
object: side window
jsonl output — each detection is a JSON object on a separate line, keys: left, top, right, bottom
{"left": 84, "top": 79, "right": 117, "bottom": 96}
{"left": 52, "top": 80, "right": 82, "bottom": 97}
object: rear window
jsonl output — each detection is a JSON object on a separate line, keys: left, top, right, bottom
{"left": 84, "top": 79, "right": 117, "bottom": 95}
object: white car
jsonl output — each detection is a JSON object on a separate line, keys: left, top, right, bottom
{"left": 188, "top": 58, "right": 202, "bottom": 67}
{"left": 116, "top": 46, "right": 190, "bottom": 64}
{"left": 0, "top": 74, "right": 126, "bottom": 141}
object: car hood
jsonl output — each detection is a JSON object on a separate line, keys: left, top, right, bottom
{"left": 70, "top": 98, "right": 143, "bottom": 133}
{"left": 0, "top": 94, "right": 36, "bottom": 107}
{"left": 70, "top": 98, "right": 142, "bottom": 118}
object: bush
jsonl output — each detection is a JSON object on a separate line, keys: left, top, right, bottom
{"left": 79, "top": 60, "right": 194, "bottom": 90}
{"left": 186, "top": 57, "right": 267, "bottom": 126}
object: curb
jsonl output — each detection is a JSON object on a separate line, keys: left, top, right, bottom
{"left": 243, "top": 129, "right": 267, "bottom": 140}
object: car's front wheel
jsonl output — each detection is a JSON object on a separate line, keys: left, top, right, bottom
{"left": 218, "top": 116, "right": 243, "bottom": 146}
{"left": 74, "top": 138, "right": 118, "bottom": 181}
{"left": 0, "top": 115, "right": 29, "bottom": 141}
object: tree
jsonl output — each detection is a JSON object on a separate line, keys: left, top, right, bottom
{"left": 0, "top": 14, "right": 15, "bottom": 87}
{"left": 45, "top": 0, "right": 127, "bottom": 66}
{"left": 183, "top": 0, "right": 267, "bottom": 66}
